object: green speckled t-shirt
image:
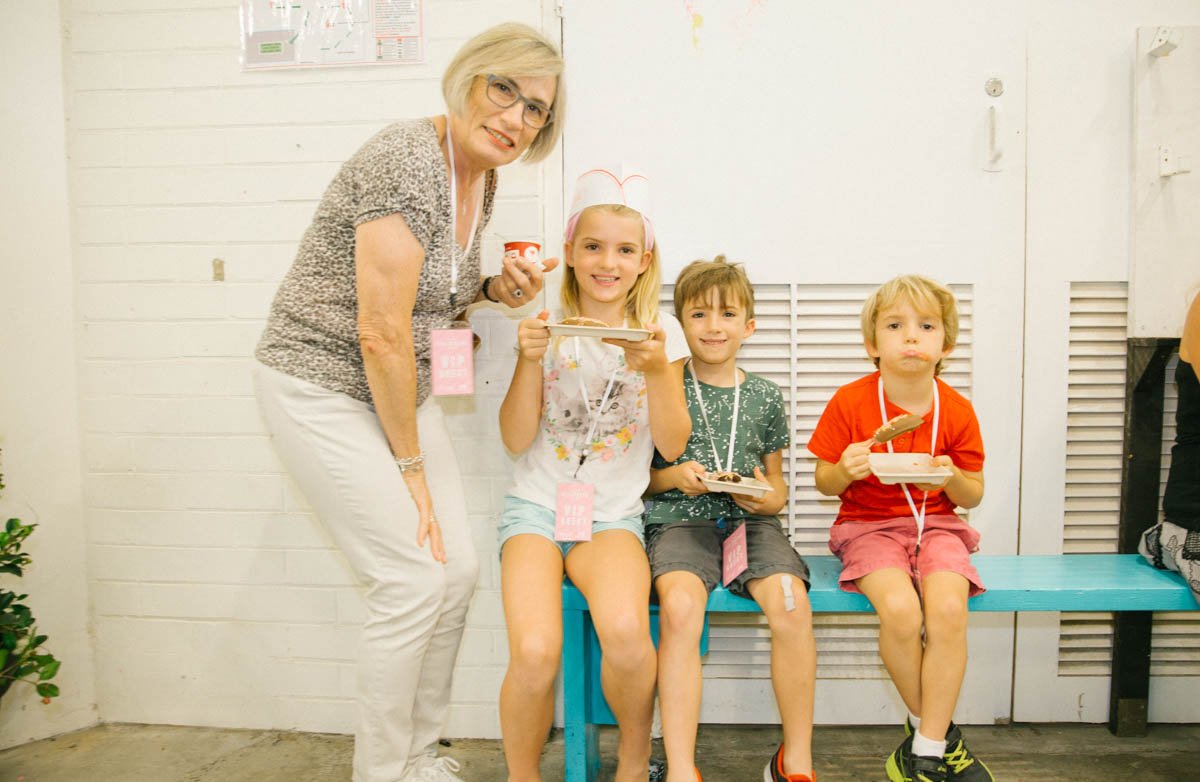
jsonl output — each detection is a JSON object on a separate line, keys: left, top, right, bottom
{"left": 645, "top": 368, "right": 790, "bottom": 525}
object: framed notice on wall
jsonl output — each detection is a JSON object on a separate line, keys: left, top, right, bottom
{"left": 240, "top": 0, "right": 423, "bottom": 70}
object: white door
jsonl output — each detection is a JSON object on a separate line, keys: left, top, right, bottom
{"left": 1013, "top": 22, "right": 1200, "bottom": 723}
{"left": 562, "top": 1, "right": 1028, "bottom": 724}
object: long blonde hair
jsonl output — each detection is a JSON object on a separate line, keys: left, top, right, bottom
{"left": 561, "top": 204, "right": 662, "bottom": 330}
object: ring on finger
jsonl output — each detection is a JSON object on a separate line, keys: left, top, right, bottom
{"left": 513, "top": 289, "right": 524, "bottom": 299}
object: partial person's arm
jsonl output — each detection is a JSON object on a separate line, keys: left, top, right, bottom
{"left": 355, "top": 213, "right": 445, "bottom": 563}
{"left": 499, "top": 311, "right": 550, "bottom": 454}
{"left": 616, "top": 322, "right": 692, "bottom": 462}
{"left": 1181, "top": 291, "right": 1199, "bottom": 373}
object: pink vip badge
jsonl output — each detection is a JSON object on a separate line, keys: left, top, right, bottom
{"left": 722, "top": 522, "right": 748, "bottom": 586}
{"left": 430, "top": 328, "right": 474, "bottom": 396}
{"left": 555, "top": 481, "right": 594, "bottom": 542}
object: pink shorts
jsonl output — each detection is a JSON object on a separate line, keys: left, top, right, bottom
{"left": 828, "top": 514, "right": 985, "bottom": 597}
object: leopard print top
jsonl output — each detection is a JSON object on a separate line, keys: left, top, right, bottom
{"left": 256, "top": 118, "right": 496, "bottom": 405}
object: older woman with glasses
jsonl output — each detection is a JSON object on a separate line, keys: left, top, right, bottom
{"left": 253, "top": 23, "right": 565, "bottom": 782}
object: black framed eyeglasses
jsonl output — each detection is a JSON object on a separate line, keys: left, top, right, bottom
{"left": 485, "top": 74, "right": 554, "bottom": 130}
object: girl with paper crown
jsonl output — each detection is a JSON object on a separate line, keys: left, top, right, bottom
{"left": 496, "top": 167, "right": 692, "bottom": 781}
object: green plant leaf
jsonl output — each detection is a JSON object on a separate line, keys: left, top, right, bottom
{"left": 35, "top": 683, "right": 58, "bottom": 699}
{"left": 39, "top": 659, "right": 61, "bottom": 680}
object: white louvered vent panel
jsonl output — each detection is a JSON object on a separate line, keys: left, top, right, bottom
{"left": 1160, "top": 354, "right": 1179, "bottom": 514}
{"left": 663, "top": 283, "right": 973, "bottom": 681}
{"left": 1060, "top": 283, "right": 1128, "bottom": 556}
{"left": 1057, "top": 286, "right": 1200, "bottom": 676}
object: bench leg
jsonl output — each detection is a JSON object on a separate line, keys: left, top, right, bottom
{"left": 1111, "top": 340, "right": 1175, "bottom": 737}
{"left": 563, "top": 606, "right": 601, "bottom": 782}
{"left": 1108, "top": 610, "right": 1152, "bottom": 736}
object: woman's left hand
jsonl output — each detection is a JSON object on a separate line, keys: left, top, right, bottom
{"left": 491, "top": 255, "right": 560, "bottom": 308}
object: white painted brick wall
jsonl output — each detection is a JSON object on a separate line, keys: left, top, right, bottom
{"left": 68, "top": 0, "right": 559, "bottom": 739}
{"left": 0, "top": 1, "right": 98, "bottom": 750}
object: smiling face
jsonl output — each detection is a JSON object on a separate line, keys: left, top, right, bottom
{"left": 867, "top": 295, "right": 951, "bottom": 379}
{"left": 451, "top": 74, "right": 556, "bottom": 170}
{"left": 681, "top": 287, "right": 755, "bottom": 371}
{"left": 563, "top": 207, "right": 652, "bottom": 320}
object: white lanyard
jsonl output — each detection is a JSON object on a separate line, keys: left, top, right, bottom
{"left": 573, "top": 336, "right": 620, "bottom": 477}
{"left": 445, "top": 118, "right": 481, "bottom": 307}
{"left": 877, "top": 376, "right": 940, "bottom": 537}
{"left": 688, "top": 360, "right": 740, "bottom": 474}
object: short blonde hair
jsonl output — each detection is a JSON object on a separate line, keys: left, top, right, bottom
{"left": 673, "top": 255, "right": 755, "bottom": 321}
{"left": 561, "top": 204, "right": 661, "bottom": 330}
{"left": 441, "top": 23, "right": 565, "bottom": 164}
{"left": 861, "top": 274, "right": 959, "bottom": 374}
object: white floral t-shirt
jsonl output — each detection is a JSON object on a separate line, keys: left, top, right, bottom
{"left": 507, "top": 312, "right": 689, "bottom": 522}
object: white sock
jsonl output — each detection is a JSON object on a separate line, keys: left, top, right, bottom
{"left": 912, "top": 730, "right": 947, "bottom": 760}
{"left": 907, "top": 711, "right": 922, "bottom": 731}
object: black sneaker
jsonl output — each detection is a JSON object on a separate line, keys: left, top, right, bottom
{"left": 942, "top": 724, "right": 994, "bottom": 782}
{"left": 898, "top": 721, "right": 993, "bottom": 782}
{"left": 886, "top": 735, "right": 948, "bottom": 782}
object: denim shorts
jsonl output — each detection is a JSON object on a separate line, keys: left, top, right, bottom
{"left": 497, "top": 495, "right": 645, "bottom": 557}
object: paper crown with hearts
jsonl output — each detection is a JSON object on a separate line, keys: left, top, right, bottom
{"left": 565, "top": 166, "right": 655, "bottom": 250}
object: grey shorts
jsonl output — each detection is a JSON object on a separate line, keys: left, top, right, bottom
{"left": 646, "top": 518, "right": 810, "bottom": 599}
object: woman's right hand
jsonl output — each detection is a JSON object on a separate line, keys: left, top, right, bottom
{"left": 517, "top": 310, "right": 551, "bottom": 363}
{"left": 403, "top": 471, "right": 447, "bottom": 564}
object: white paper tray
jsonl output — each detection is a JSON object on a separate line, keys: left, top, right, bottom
{"left": 700, "top": 475, "right": 772, "bottom": 498}
{"left": 868, "top": 453, "right": 952, "bottom": 486}
{"left": 546, "top": 323, "right": 652, "bottom": 342}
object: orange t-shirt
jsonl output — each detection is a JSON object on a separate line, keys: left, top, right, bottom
{"left": 807, "top": 372, "right": 985, "bottom": 524}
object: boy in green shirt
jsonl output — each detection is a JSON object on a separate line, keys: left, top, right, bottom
{"left": 645, "top": 256, "right": 816, "bottom": 782}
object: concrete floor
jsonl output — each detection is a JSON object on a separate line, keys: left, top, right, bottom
{"left": 1, "top": 722, "right": 1198, "bottom": 781}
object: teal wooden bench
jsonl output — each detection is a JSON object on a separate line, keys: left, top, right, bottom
{"left": 559, "top": 553, "right": 1198, "bottom": 782}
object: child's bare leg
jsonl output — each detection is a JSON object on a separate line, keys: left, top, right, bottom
{"left": 748, "top": 573, "right": 816, "bottom": 777}
{"left": 499, "top": 536, "right": 566, "bottom": 782}
{"left": 567, "top": 530, "right": 657, "bottom": 782}
{"left": 655, "top": 571, "right": 708, "bottom": 781}
{"left": 857, "top": 568, "right": 925, "bottom": 715}
{"left": 917, "top": 571, "right": 969, "bottom": 741}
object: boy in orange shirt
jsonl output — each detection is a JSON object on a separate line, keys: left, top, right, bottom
{"left": 807, "top": 275, "right": 992, "bottom": 782}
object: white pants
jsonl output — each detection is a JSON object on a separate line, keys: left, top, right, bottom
{"left": 254, "top": 363, "right": 480, "bottom": 782}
